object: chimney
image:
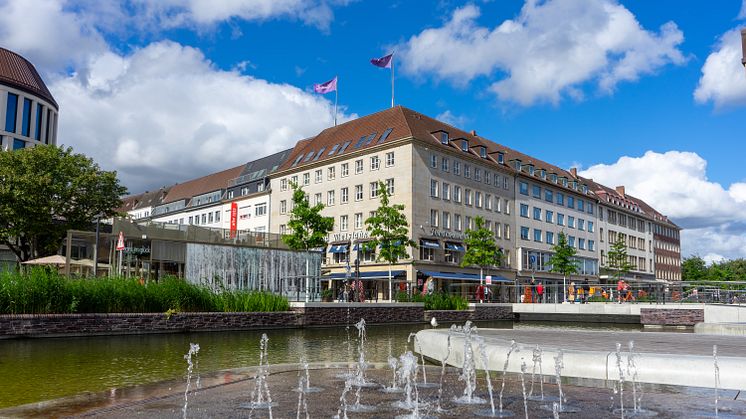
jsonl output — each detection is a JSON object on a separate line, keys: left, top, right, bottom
{"left": 616, "top": 185, "right": 626, "bottom": 196}
{"left": 470, "top": 130, "right": 477, "bottom": 136}
{"left": 569, "top": 167, "right": 577, "bottom": 178}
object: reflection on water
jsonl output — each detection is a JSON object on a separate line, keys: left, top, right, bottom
{"left": 0, "top": 320, "right": 641, "bottom": 408}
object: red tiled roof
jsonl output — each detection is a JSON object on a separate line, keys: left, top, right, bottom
{"left": 0, "top": 47, "right": 57, "bottom": 109}
{"left": 162, "top": 165, "right": 245, "bottom": 204}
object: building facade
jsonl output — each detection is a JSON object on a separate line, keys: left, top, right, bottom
{"left": 0, "top": 47, "right": 58, "bottom": 151}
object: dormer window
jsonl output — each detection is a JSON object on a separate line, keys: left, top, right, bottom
{"left": 440, "top": 132, "right": 449, "bottom": 145}
{"left": 460, "top": 139, "right": 469, "bottom": 152}
{"left": 527, "top": 165, "right": 535, "bottom": 176}
{"left": 550, "top": 173, "right": 558, "bottom": 183}
{"left": 497, "top": 152, "right": 504, "bottom": 164}
{"left": 479, "top": 146, "right": 487, "bottom": 158}
{"left": 540, "top": 169, "right": 546, "bottom": 179}
{"left": 572, "top": 181, "right": 577, "bottom": 190}
{"left": 513, "top": 159, "right": 522, "bottom": 171}
{"left": 581, "top": 185, "right": 588, "bottom": 194}
{"left": 561, "top": 177, "right": 568, "bottom": 187}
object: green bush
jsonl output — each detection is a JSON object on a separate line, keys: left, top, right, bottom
{"left": 0, "top": 268, "right": 289, "bottom": 314}
{"left": 396, "top": 291, "right": 468, "bottom": 310}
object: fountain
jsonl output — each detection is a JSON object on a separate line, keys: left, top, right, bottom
{"left": 474, "top": 335, "right": 505, "bottom": 417}
{"left": 409, "top": 332, "right": 438, "bottom": 389}
{"left": 240, "top": 334, "right": 275, "bottom": 415}
{"left": 435, "top": 325, "right": 456, "bottom": 412}
{"left": 382, "top": 355, "right": 404, "bottom": 393}
{"left": 714, "top": 345, "right": 720, "bottom": 418}
{"left": 347, "top": 319, "right": 376, "bottom": 413}
{"left": 453, "top": 321, "right": 486, "bottom": 405}
{"left": 182, "top": 342, "right": 200, "bottom": 419}
{"left": 519, "top": 360, "right": 529, "bottom": 419}
{"left": 294, "top": 357, "right": 323, "bottom": 393}
{"left": 296, "top": 375, "right": 309, "bottom": 419}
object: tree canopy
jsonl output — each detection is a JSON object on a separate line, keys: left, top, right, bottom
{"left": 605, "top": 236, "right": 634, "bottom": 280}
{"left": 0, "top": 145, "right": 127, "bottom": 262}
{"left": 461, "top": 216, "right": 502, "bottom": 270}
{"left": 682, "top": 255, "right": 746, "bottom": 282}
{"left": 548, "top": 231, "right": 578, "bottom": 278}
{"left": 282, "top": 182, "right": 334, "bottom": 251}
{"left": 365, "top": 181, "right": 416, "bottom": 264}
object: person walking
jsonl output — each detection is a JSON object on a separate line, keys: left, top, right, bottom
{"left": 568, "top": 282, "right": 576, "bottom": 304}
{"left": 530, "top": 277, "right": 537, "bottom": 303}
{"left": 617, "top": 279, "right": 625, "bottom": 304}
{"left": 582, "top": 279, "right": 591, "bottom": 304}
{"left": 536, "top": 281, "right": 544, "bottom": 304}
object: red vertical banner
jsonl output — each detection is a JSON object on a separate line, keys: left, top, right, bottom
{"left": 230, "top": 202, "right": 238, "bottom": 239}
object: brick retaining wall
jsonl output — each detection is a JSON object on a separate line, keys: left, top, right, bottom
{"left": 301, "top": 303, "right": 424, "bottom": 326}
{"left": 424, "top": 305, "right": 515, "bottom": 324}
{"left": 640, "top": 308, "right": 704, "bottom": 326}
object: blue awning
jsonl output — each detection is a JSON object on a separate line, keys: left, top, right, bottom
{"left": 421, "top": 270, "right": 512, "bottom": 283}
{"left": 329, "top": 244, "right": 349, "bottom": 254}
{"left": 444, "top": 242, "right": 465, "bottom": 252}
{"left": 420, "top": 239, "right": 440, "bottom": 249}
{"left": 324, "top": 270, "right": 406, "bottom": 280}
{"left": 352, "top": 242, "right": 374, "bottom": 251}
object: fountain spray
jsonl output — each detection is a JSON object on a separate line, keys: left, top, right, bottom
{"left": 182, "top": 342, "right": 200, "bottom": 419}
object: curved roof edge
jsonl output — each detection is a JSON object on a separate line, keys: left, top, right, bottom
{"left": 0, "top": 47, "right": 58, "bottom": 109}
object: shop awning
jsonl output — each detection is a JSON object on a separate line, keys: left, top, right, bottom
{"left": 421, "top": 270, "right": 512, "bottom": 283}
{"left": 328, "top": 244, "right": 349, "bottom": 254}
{"left": 324, "top": 270, "right": 406, "bottom": 280}
{"left": 420, "top": 239, "right": 440, "bottom": 249}
{"left": 444, "top": 242, "right": 465, "bottom": 252}
{"left": 352, "top": 241, "right": 374, "bottom": 251}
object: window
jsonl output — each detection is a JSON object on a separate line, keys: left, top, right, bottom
{"left": 341, "top": 163, "right": 349, "bottom": 177}
{"left": 494, "top": 174, "right": 500, "bottom": 185}
{"left": 465, "top": 189, "right": 473, "bottom": 206}
{"left": 430, "top": 209, "right": 439, "bottom": 227}
{"left": 328, "top": 166, "right": 336, "bottom": 180}
{"left": 453, "top": 161, "right": 461, "bottom": 175}
{"left": 341, "top": 187, "right": 349, "bottom": 204}
{"left": 454, "top": 186, "right": 462, "bottom": 203}
{"left": 202, "top": 214, "right": 207, "bottom": 224}
{"left": 5, "top": 93, "right": 18, "bottom": 133}
{"left": 441, "top": 157, "right": 449, "bottom": 172}
{"left": 455, "top": 214, "right": 462, "bottom": 231}
{"left": 340, "top": 215, "right": 348, "bottom": 231}
{"left": 370, "top": 156, "right": 380, "bottom": 171}
{"left": 280, "top": 224, "right": 287, "bottom": 234}
{"left": 485, "top": 172, "right": 491, "bottom": 185}
{"left": 578, "top": 199, "right": 585, "bottom": 212}
{"left": 188, "top": 216, "right": 193, "bottom": 224}
{"left": 355, "top": 159, "right": 364, "bottom": 174}
{"left": 588, "top": 240, "right": 595, "bottom": 251}
{"left": 588, "top": 221, "right": 594, "bottom": 232}
{"left": 556, "top": 192, "right": 565, "bottom": 206}
{"left": 21, "top": 98, "right": 31, "bottom": 137}
{"left": 443, "top": 211, "right": 451, "bottom": 229}
{"left": 255, "top": 203, "right": 267, "bottom": 216}
{"left": 485, "top": 194, "right": 492, "bottom": 210}
{"left": 355, "top": 213, "right": 363, "bottom": 229}
{"left": 12, "top": 139, "right": 25, "bottom": 150}
{"left": 546, "top": 231, "right": 554, "bottom": 245}
{"left": 578, "top": 238, "right": 586, "bottom": 250}
{"left": 557, "top": 213, "right": 565, "bottom": 226}
{"left": 370, "top": 182, "right": 379, "bottom": 198}
{"left": 475, "top": 191, "right": 483, "bottom": 208}
{"left": 475, "top": 169, "right": 482, "bottom": 182}
{"left": 280, "top": 178, "right": 288, "bottom": 191}
{"left": 291, "top": 175, "right": 298, "bottom": 185}
{"left": 421, "top": 246, "right": 435, "bottom": 261}
{"left": 465, "top": 216, "right": 472, "bottom": 230}
{"left": 578, "top": 219, "right": 585, "bottom": 231}
{"left": 520, "top": 204, "right": 529, "bottom": 217}
{"left": 568, "top": 216, "right": 575, "bottom": 228}
{"left": 208, "top": 212, "right": 214, "bottom": 223}
{"left": 430, "top": 180, "right": 439, "bottom": 198}
{"left": 386, "top": 178, "right": 394, "bottom": 195}
{"left": 496, "top": 198, "right": 502, "bottom": 213}
{"left": 532, "top": 185, "right": 541, "bottom": 198}
{"left": 519, "top": 181, "right": 529, "bottom": 195}
{"left": 534, "top": 229, "right": 542, "bottom": 242}
{"left": 464, "top": 164, "right": 471, "bottom": 178}
{"left": 280, "top": 200, "right": 287, "bottom": 214}
{"left": 520, "top": 226, "right": 530, "bottom": 240}
{"left": 314, "top": 193, "right": 322, "bottom": 205}
{"left": 545, "top": 189, "right": 553, "bottom": 202}
{"left": 35, "top": 103, "right": 43, "bottom": 141}
{"left": 495, "top": 223, "right": 502, "bottom": 238}
{"left": 327, "top": 190, "right": 335, "bottom": 206}
{"left": 386, "top": 152, "right": 395, "bottom": 167}
{"left": 567, "top": 196, "right": 575, "bottom": 209}
{"left": 545, "top": 210, "right": 554, "bottom": 223}
{"left": 355, "top": 185, "right": 363, "bottom": 201}
{"left": 315, "top": 169, "right": 322, "bottom": 183}
{"left": 430, "top": 154, "right": 438, "bottom": 168}
{"left": 505, "top": 199, "right": 511, "bottom": 215}
{"left": 533, "top": 207, "right": 541, "bottom": 220}
{"left": 303, "top": 173, "right": 310, "bottom": 186}
{"left": 568, "top": 236, "right": 575, "bottom": 247}
{"left": 505, "top": 224, "right": 511, "bottom": 239}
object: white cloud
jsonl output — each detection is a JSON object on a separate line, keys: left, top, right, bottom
{"left": 739, "top": 0, "right": 746, "bottom": 19}
{"left": 51, "top": 42, "right": 350, "bottom": 192}
{"left": 579, "top": 151, "right": 746, "bottom": 259}
{"left": 694, "top": 28, "right": 746, "bottom": 108}
{"left": 397, "top": 0, "right": 686, "bottom": 106}
{"left": 435, "top": 110, "right": 470, "bottom": 128}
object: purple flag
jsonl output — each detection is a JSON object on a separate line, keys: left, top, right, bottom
{"left": 370, "top": 53, "right": 393, "bottom": 69}
{"left": 313, "top": 76, "right": 337, "bottom": 94}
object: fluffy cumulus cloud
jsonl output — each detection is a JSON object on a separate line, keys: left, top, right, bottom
{"left": 51, "top": 42, "right": 346, "bottom": 192}
{"left": 579, "top": 151, "right": 746, "bottom": 259}
{"left": 397, "top": 0, "right": 686, "bottom": 106}
{"left": 694, "top": 28, "right": 746, "bottom": 108}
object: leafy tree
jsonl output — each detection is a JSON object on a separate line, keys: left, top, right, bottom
{"left": 548, "top": 231, "right": 578, "bottom": 302}
{"left": 365, "top": 181, "right": 416, "bottom": 300}
{"left": 682, "top": 255, "right": 707, "bottom": 281}
{"left": 282, "top": 182, "right": 333, "bottom": 251}
{"left": 606, "top": 236, "right": 634, "bottom": 281}
{"left": 461, "top": 216, "right": 502, "bottom": 295}
{"left": 0, "top": 145, "right": 127, "bottom": 262}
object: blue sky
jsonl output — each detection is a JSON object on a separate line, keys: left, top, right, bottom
{"left": 1, "top": 0, "right": 745, "bottom": 261}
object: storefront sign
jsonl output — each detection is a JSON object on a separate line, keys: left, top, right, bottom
{"left": 430, "top": 229, "right": 464, "bottom": 240}
{"left": 329, "top": 231, "right": 369, "bottom": 242}
{"left": 229, "top": 202, "right": 238, "bottom": 239}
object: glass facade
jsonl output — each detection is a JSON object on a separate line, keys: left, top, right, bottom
{"left": 5, "top": 93, "right": 18, "bottom": 133}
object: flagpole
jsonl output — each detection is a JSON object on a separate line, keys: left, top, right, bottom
{"left": 334, "top": 76, "right": 338, "bottom": 126}
{"left": 391, "top": 54, "right": 395, "bottom": 108}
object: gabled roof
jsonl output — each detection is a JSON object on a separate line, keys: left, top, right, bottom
{"left": 118, "top": 186, "right": 172, "bottom": 212}
{"left": 0, "top": 47, "right": 58, "bottom": 109}
{"left": 162, "top": 165, "right": 245, "bottom": 205}
{"left": 231, "top": 148, "right": 293, "bottom": 186}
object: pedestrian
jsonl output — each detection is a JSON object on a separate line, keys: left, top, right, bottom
{"left": 530, "top": 277, "right": 537, "bottom": 303}
{"left": 582, "top": 279, "right": 590, "bottom": 304}
{"left": 485, "top": 286, "right": 493, "bottom": 302}
{"left": 576, "top": 284, "right": 584, "bottom": 303}
{"left": 568, "top": 282, "right": 576, "bottom": 304}
{"left": 476, "top": 284, "right": 485, "bottom": 302}
{"left": 617, "top": 279, "right": 625, "bottom": 303}
{"left": 536, "top": 281, "right": 544, "bottom": 304}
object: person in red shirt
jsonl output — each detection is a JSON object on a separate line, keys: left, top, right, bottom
{"left": 536, "top": 281, "right": 544, "bottom": 304}
{"left": 617, "top": 279, "right": 625, "bottom": 303}
{"left": 476, "top": 285, "right": 485, "bottom": 302}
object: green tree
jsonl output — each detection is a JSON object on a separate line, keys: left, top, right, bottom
{"left": 548, "top": 231, "right": 578, "bottom": 302}
{"left": 0, "top": 145, "right": 127, "bottom": 262}
{"left": 606, "top": 236, "right": 634, "bottom": 281}
{"left": 365, "top": 181, "right": 416, "bottom": 300}
{"left": 282, "top": 182, "right": 334, "bottom": 251}
{"left": 682, "top": 255, "right": 707, "bottom": 281}
{"left": 461, "top": 216, "right": 502, "bottom": 299}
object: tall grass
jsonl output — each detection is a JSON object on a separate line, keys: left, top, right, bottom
{"left": 396, "top": 291, "right": 469, "bottom": 310}
{"left": 0, "top": 268, "right": 289, "bottom": 314}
